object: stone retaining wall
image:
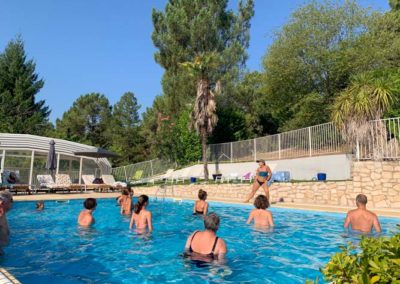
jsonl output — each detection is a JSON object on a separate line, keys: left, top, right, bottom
{"left": 134, "top": 161, "right": 400, "bottom": 209}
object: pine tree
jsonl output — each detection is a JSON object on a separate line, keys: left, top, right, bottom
{"left": 0, "top": 37, "right": 50, "bottom": 135}
{"left": 55, "top": 93, "right": 112, "bottom": 147}
{"left": 151, "top": 0, "right": 254, "bottom": 179}
{"left": 110, "top": 92, "right": 144, "bottom": 165}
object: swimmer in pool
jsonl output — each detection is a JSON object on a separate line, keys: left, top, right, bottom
{"left": 244, "top": 159, "right": 272, "bottom": 203}
{"left": 193, "top": 189, "right": 208, "bottom": 216}
{"left": 78, "top": 198, "right": 97, "bottom": 227}
{"left": 119, "top": 189, "right": 132, "bottom": 215}
{"left": 129, "top": 195, "right": 152, "bottom": 233}
{"left": 184, "top": 213, "right": 227, "bottom": 261}
{"left": 247, "top": 195, "right": 274, "bottom": 227}
{"left": 344, "top": 194, "right": 381, "bottom": 234}
{"left": 36, "top": 201, "right": 44, "bottom": 210}
{"left": 0, "top": 191, "right": 13, "bottom": 251}
{"left": 117, "top": 187, "right": 133, "bottom": 205}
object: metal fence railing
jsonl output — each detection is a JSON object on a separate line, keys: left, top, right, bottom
{"left": 207, "top": 122, "right": 348, "bottom": 162}
{"left": 358, "top": 117, "right": 400, "bottom": 160}
{"left": 111, "top": 117, "right": 400, "bottom": 179}
{"left": 111, "top": 159, "right": 176, "bottom": 182}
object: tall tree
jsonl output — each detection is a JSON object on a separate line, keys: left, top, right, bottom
{"left": 152, "top": 0, "right": 254, "bottom": 180}
{"left": 262, "top": 0, "right": 370, "bottom": 131}
{"left": 389, "top": 0, "right": 400, "bottom": 11}
{"left": 0, "top": 37, "right": 50, "bottom": 135}
{"left": 55, "top": 93, "right": 112, "bottom": 147}
{"left": 110, "top": 92, "right": 143, "bottom": 165}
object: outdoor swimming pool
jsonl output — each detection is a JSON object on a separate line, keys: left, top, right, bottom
{"left": 2, "top": 198, "right": 399, "bottom": 283}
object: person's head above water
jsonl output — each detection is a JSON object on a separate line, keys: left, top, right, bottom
{"left": 204, "top": 212, "right": 220, "bottom": 232}
{"left": 356, "top": 194, "right": 367, "bottom": 207}
{"left": 254, "top": 195, "right": 269, "bottom": 209}
{"left": 134, "top": 195, "right": 149, "bottom": 214}
{"left": 84, "top": 198, "right": 97, "bottom": 211}
{"left": 198, "top": 189, "right": 207, "bottom": 201}
{"left": 36, "top": 201, "right": 44, "bottom": 210}
{"left": 122, "top": 188, "right": 130, "bottom": 196}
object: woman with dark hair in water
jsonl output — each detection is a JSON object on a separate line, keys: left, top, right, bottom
{"left": 193, "top": 189, "right": 208, "bottom": 216}
{"left": 129, "top": 195, "right": 152, "bottom": 232}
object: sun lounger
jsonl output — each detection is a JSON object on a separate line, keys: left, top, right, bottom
{"left": 82, "top": 175, "right": 112, "bottom": 192}
{"left": 1, "top": 171, "right": 31, "bottom": 195}
{"left": 55, "top": 174, "right": 85, "bottom": 192}
{"left": 37, "top": 175, "right": 64, "bottom": 193}
{"left": 102, "top": 175, "right": 127, "bottom": 190}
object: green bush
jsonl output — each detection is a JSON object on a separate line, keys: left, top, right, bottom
{"left": 313, "top": 225, "right": 400, "bottom": 284}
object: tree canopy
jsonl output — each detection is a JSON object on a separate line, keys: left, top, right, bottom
{"left": 0, "top": 37, "right": 50, "bottom": 135}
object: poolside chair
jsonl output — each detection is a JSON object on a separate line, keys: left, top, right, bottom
{"left": 240, "top": 172, "right": 253, "bottom": 183}
{"left": 223, "top": 173, "right": 239, "bottom": 183}
{"left": 81, "top": 175, "right": 112, "bottom": 192}
{"left": 130, "top": 170, "right": 145, "bottom": 185}
{"left": 55, "top": 174, "right": 85, "bottom": 193}
{"left": 102, "top": 174, "right": 127, "bottom": 189}
{"left": 172, "top": 168, "right": 190, "bottom": 184}
{"left": 37, "top": 174, "right": 66, "bottom": 193}
{"left": 1, "top": 171, "right": 31, "bottom": 195}
{"left": 148, "top": 169, "right": 174, "bottom": 185}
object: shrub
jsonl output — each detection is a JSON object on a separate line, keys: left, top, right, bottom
{"left": 310, "top": 225, "right": 400, "bottom": 284}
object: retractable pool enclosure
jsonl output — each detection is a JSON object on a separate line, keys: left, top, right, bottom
{"left": 0, "top": 133, "right": 112, "bottom": 186}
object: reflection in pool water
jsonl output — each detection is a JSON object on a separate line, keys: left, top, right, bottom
{"left": 2, "top": 198, "right": 399, "bottom": 283}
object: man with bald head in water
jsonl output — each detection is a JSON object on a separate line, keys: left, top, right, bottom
{"left": 344, "top": 194, "right": 381, "bottom": 234}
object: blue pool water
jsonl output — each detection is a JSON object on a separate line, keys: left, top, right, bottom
{"left": 2, "top": 198, "right": 399, "bottom": 283}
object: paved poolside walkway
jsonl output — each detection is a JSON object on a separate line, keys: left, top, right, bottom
{"left": 12, "top": 192, "right": 400, "bottom": 218}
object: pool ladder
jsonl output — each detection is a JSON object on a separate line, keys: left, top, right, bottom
{"left": 155, "top": 184, "right": 174, "bottom": 201}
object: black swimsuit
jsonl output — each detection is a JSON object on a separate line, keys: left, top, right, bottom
{"left": 189, "top": 231, "right": 219, "bottom": 258}
{"left": 194, "top": 210, "right": 204, "bottom": 215}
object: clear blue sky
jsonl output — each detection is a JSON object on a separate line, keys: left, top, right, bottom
{"left": 0, "top": 0, "right": 389, "bottom": 122}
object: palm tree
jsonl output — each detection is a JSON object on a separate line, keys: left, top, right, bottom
{"left": 332, "top": 72, "right": 398, "bottom": 159}
{"left": 181, "top": 53, "right": 221, "bottom": 181}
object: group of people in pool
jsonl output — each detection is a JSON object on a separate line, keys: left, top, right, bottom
{"left": 76, "top": 157, "right": 382, "bottom": 261}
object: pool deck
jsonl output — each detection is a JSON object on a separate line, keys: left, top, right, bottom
{"left": 0, "top": 268, "right": 21, "bottom": 284}
{"left": 12, "top": 192, "right": 400, "bottom": 218}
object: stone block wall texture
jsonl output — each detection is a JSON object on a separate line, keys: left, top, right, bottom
{"left": 133, "top": 161, "right": 400, "bottom": 209}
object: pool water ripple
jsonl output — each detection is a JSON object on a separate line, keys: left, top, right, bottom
{"left": 1, "top": 198, "right": 399, "bottom": 283}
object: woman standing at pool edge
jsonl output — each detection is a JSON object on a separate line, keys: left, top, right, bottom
{"left": 244, "top": 159, "right": 272, "bottom": 203}
{"left": 129, "top": 195, "right": 153, "bottom": 233}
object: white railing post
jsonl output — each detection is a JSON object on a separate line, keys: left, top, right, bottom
{"left": 123, "top": 166, "right": 128, "bottom": 181}
{"left": 253, "top": 138, "right": 257, "bottom": 161}
{"left": 1, "top": 150, "right": 5, "bottom": 174}
{"left": 78, "top": 157, "right": 83, "bottom": 184}
{"left": 278, "top": 134, "right": 281, "bottom": 159}
{"left": 356, "top": 138, "right": 360, "bottom": 161}
{"left": 308, "top": 127, "right": 312, "bottom": 157}
{"left": 56, "top": 153, "right": 60, "bottom": 175}
{"left": 230, "top": 142, "right": 233, "bottom": 163}
{"left": 29, "top": 150, "right": 35, "bottom": 186}
{"left": 150, "top": 159, "right": 154, "bottom": 176}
